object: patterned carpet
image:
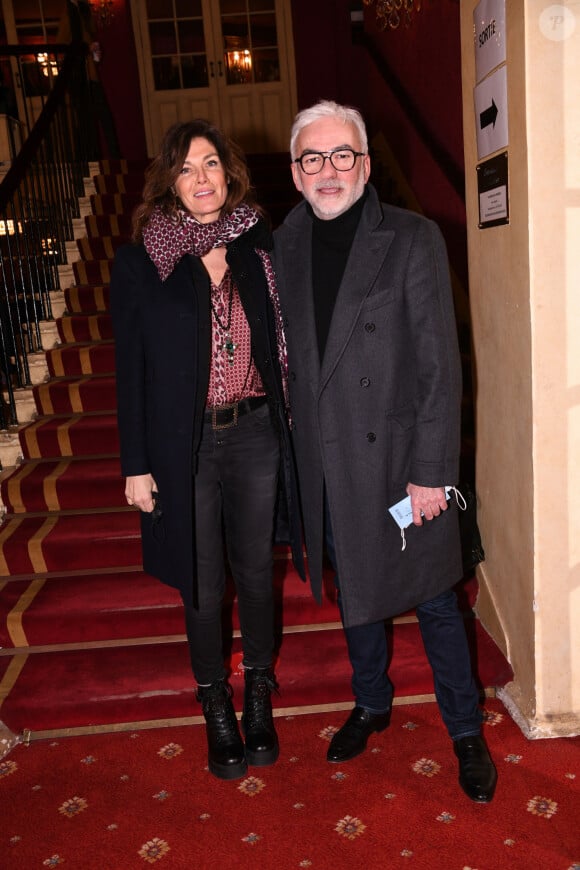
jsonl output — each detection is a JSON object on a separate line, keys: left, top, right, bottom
{"left": 2, "top": 699, "right": 579, "bottom": 869}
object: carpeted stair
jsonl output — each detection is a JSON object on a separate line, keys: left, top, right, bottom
{"left": 0, "top": 156, "right": 511, "bottom": 740}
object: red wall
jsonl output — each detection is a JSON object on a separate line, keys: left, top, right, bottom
{"left": 289, "top": 1, "right": 466, "bottom": 285}
{"left": 94, "top": 0, "right": 147, "bottom": 159}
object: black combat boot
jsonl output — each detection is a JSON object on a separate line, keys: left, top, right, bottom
{"left": 196, "top": 680, "right": 247, "bottom": 780}
{"left": 241, "top": 667, "right": 280, "bottom": 766}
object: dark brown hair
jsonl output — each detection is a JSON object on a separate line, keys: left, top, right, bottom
{"left": 131, "top": 119, "right": 260, "bottom": 242}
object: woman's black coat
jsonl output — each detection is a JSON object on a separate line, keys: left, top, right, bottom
{"left": 110, "top": 221, "right": 305, "bottom": 606}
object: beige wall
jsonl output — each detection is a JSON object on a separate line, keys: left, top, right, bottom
{"left": 461, "top": 1, "right": 580, "bottom": 737}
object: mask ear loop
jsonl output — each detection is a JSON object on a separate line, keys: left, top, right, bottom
{"left": 448, "top": 485, "right": 467, "bottom": 512}
{"left": 400, "top": 527, "right": 407, "bottom": 551}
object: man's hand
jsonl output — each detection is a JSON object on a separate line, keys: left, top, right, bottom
{"left": 407, "top": 483, "right": 448, "bottom": 527}
{"left": 125, "top": 474, "right": 157, "bottom": 513}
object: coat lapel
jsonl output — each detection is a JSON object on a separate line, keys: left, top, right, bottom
{"left": 319, "top": 192, "right": 395, "bottom": 391}
{"left": 278, "top": 217, "right": 321, "bottom": 391}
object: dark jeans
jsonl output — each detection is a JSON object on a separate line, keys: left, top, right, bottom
{"left": 183, "top": 403, "right": 280, "bottom": 685}
{"left": 324, "top": 497, "right": 482, "bottom": 740}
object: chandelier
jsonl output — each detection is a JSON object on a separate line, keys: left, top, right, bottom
{"left": 363, "top": 0, "right": 422, "bottom": 30}
{"left": 89, "top": 0, "right": 115, "bottom": 28}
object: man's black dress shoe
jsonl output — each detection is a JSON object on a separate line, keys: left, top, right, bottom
{"left": 327, "top": 706, "right": 391, "bottom": 763}
{"left": 453, "top": 735, "right": 497, "bottom": 802}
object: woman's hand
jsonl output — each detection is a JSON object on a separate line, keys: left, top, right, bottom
{"left": 125, "top": 474, "right": 157, "bottom": 513}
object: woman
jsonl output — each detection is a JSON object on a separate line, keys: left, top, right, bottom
{"left": 110, "top": 120, "right": 304, "bottom": 781}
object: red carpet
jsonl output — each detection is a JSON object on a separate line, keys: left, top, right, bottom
{"left": 2, "top": 699, "right": 578, "bottom": 869}
{"left": 1, "top": 158, "right": 512, "bottom": 746}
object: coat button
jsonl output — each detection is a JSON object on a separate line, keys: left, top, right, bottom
{"left": 364, "top": 322, "right": 375, "bottom": 333}
{"left": 263, "top": 357, "right": 271, "bottom": 366}
{"left": 360, "top": 377, "right": 370, "bottom": 388}
{"left": 366, "top": 432, "right": 376, "bottom": 442}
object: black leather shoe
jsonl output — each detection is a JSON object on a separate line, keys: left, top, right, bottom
{"left": 454, "top": 735, "right": 497, "bottom": 802}
{"left": 327, "top": 706, "right": 391, "bottom": 763}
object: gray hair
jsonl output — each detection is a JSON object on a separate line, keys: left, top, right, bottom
{"left": 289, "top": 100, "right": 368, "bottom": 159}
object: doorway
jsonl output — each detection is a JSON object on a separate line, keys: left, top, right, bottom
{"left": 130, "top": 0, "right": 298, "bottom": 156}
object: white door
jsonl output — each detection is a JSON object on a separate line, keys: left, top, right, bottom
{"left": 130, "top": 0, "right": 298, "bottom": 156}
{"left": 0, "top": 0, "right": 62, "bottom": 128}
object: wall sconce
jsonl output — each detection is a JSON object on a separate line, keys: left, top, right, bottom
{"left": 89, "top": 0, "right": 115, "bottom": 29}
{"left": 224, "top": 49, "right": 252, "bottom": 85}
{"left": 37, "top": 53, "right": 59, "bottom": 78}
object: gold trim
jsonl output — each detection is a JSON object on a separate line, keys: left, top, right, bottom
{"left": 89, "top": 315, "right": 102, "bottom": 341}
{"left": 50, "top": 347, "right": 65, "bottom": 377}
{"left": 7, "top": 687, "right": 498, "bottom": 742}
{"left": 28, "top": 516, "right": 59, "bottom": 573}
{"left": 95, "top": 286, "right": 106, "bottom": 312}
{"left": 69, "top": 378, "right": 87, "bottom": 413}
{"left": 57, "top": 416, "right": 77, "bottom": 456}
{"left": 100, "top": 261, "right": 111, "bottom": 283}
{"left": 61, "top": 318, "right": 75, "bottom": 343}
{"left": 43, "top": 459, "right": 69, "bottom": 511}
{"left": 0, "top": 517, "right": 24, "bottom": 576}
{"left": 36, "top": 383, "right": 54, "bottom": 415}
{"left": 7, "top": 578, "right": 46, "bottom": 647}
{"left": 0, "top": 654, "right": 28, "bottom": 708}
{"left": 23, "top": 419, "right": 43, "bottom": 458}
{"left": 80, "top": 346, "right": 93, "bottom": 374}
{"left": 6, "top": 460, "right": 38, "bottom": 513}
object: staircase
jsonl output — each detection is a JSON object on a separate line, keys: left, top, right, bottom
{"left": 0, "top": 156, "right": 511, "bottom": 743}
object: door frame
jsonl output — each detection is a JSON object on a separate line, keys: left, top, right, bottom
{"left": 129, "top": 0, "right": 298, "bottom": 157}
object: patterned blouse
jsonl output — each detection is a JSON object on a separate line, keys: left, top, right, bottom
{"left": 206, "top": 269, "right": 265, "bottom": 407}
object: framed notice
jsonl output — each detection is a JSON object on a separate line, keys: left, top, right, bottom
{"left": 477, "top": 152, "right": 509, "bottom": 228}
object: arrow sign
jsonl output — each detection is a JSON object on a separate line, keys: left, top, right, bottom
{"left": 480, "top": 99, "right": 499, "bottom": 130}
{"left": 474, "top": 66, "right": 508, "bottom": 159}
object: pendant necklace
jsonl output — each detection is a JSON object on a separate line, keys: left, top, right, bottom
{"left": 210, "top": 277, "right": 237, "bottom": 366}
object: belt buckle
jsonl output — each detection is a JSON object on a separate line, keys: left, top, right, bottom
{"left": 212, "top": 402, "right": 238, "bottom": 430}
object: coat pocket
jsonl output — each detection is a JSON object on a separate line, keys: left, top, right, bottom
{"left": 386, "top": 403, "right": 416, "bottom": 492}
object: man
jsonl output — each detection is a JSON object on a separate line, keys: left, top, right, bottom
{"left": 273, "top": 100, "right": 497, "bottom": 803}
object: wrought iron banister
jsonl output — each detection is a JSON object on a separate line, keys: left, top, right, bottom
{"left": 0, "top": 42, "right": 98, "bottom": 434}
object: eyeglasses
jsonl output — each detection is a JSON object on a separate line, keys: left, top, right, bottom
{"left": 293, "top": 148, "right": 365, "bottom": 175}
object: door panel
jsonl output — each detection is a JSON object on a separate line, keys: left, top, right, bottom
{"left": 130, "top": 0, "right": 296, "bottom": 156}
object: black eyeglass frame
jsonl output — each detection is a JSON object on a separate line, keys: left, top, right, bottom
{"left": 293, "top": 148, "right": 366, "bottom": 175}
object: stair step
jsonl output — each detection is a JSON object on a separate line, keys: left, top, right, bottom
{"left": 76, "top": 235, "right": 126, "bottom": 260}
{"left": 72, "top": 258, "right": 112, "bottom": 286}
{"left": 0, "top": 562, "right": 337, "bottom": 649}
{"left": 33, "top": 373, "right": 116, "bottom": 415}
{"left": 90, "top": 193, "right": 141, "bottom": 215}
{"left": 0, "top": 617, "right": 511, "bottom": 735}
{"left": 18, "top": 412, "right": 120, "bottom": 459}
{"left": 46, "top": 340, "right": 115, "bottom": 377}
{"left": 0, "top": 509, "right": 141, "bottom": 575}
{"left": 93, "top": 173, "right": 145, "bottom": 194}
{"left": 65, "top": 284, "right": 110, "bottom": 314}
{"left": 1, "top": 455, "right": 124, "bottom": 513}
{"left": 57, "top": 313, "right": 113, "bottom": 343}
{"left": 85, "top": 214, "right": 133, "bottom": 239}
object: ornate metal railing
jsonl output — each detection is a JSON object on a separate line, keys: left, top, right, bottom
{"left": 0, "top": 42, "right": 97, "bottom": 431}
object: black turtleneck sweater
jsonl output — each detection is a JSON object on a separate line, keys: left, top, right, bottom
{"left": 310, "top": 187, "right": 368, "bottom": 360}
